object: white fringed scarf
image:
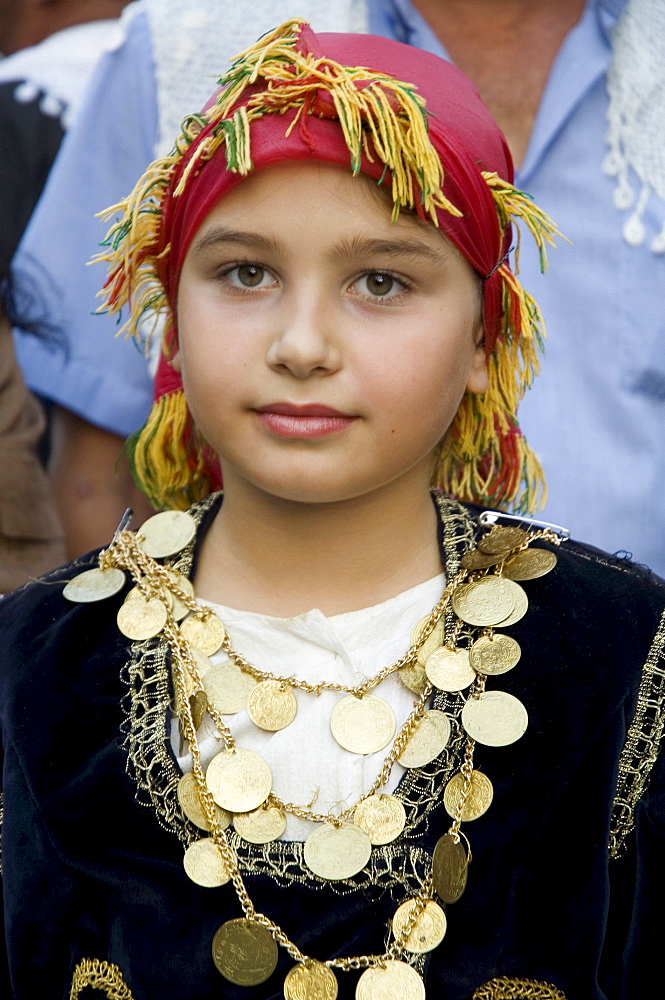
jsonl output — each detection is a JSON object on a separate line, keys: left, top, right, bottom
{"left": 143, "top": 0, "right": 367, "bottom": 157}
{"left": 119, "top": 0, "right": 663, "bottom": 251}
{"left": 603, "top": 0, "right": 665, "bottom": 252}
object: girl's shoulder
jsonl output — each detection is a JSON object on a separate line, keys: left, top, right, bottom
{"left": 459, "top": 498, "right": 665, "bottom": 604}
{"left": 0, "top": 548, "right": 133, "bottom": 751}
{"left": 449, "top": 499, "right": 665, "bottom": 676}
{"left": 0, "top": 546, "right": 119, "bottom": 620}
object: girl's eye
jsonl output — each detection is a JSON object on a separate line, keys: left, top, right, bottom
{"left": 224, "top": 264, "right": 275, "bottom": 288}
{"left": 353, "top": 272, "right": 406, "bottom": 299}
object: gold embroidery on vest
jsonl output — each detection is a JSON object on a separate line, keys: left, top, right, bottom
{"left": 610, "top": 606, "right": 665, "bottom": 857}
{"left": 69, "top": 959, "right": 135, "bottom": 999}
{"left": 472, "top": 977, "right": 567, "bottom": 999}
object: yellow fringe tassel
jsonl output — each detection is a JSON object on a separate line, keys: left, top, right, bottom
{"left": 433, "top": 265, "right": 549, "bottom": 513}
{"left": 126, "top": 389, "right": 210, "bottom": 510}
{"left": 483, "top": 171, "right": 565, "bottom": 273}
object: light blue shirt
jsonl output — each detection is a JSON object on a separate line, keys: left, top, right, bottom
{"left": 12, "top": 11, "right": 158, "bottom": 435}
{"left": 12, "top": 0, "right": 665, "bottom": 574}
{"left": 371, "top": 0, "right": 665, "bottom": 575}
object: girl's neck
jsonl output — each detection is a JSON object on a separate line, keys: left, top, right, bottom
{"left": 193, "top": 479, "right": 443, "bottom": 618}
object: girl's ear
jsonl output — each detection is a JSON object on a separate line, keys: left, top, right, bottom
{"left": 465, "top": 322, "right": 489, "bottom": 394}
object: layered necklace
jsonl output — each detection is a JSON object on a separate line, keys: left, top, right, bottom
{"left": 63, "top": 493, "right": 563, "bottom": 999}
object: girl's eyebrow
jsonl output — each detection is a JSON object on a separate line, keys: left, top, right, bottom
{"left": 330, "top": 236, "right": 448, "bottom": 264}
{"left": 190, "top": 228, "right": 447, "bottom": 264}
{"left": 190, "top": 226, "right": 283, "bottom": 256}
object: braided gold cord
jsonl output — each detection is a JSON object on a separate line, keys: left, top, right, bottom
{"left": 69, "top": 959, "right": 135, "bottom": 1000}
{"left": 473, "top": 976, "right": 567, "bottom": 1000}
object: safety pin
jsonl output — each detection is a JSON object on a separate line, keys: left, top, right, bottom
{"left": 111, "top": 507, "right": 134, "bottom": 542}
{"left": 478, "top": 510, "right": 570, "bottom": 541}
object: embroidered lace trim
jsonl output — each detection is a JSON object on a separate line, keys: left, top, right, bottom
{"left": 610, "top": 606, "right": 665, "bottom": 857}
{"left": 120, "top": 492, "right": 476, "bottom": 893}
{"left": 472, "top": 977, "right": 567, "bottom": 1000}
{"left": 69, "top": 958, "right": 135, "bottom": 999}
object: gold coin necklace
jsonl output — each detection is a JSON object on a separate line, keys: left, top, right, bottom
{"left": 428, "top": 519, "right": 561, "bottom": 997}
{"left": 67, "top": 504, "right": 563, "bottom": 995}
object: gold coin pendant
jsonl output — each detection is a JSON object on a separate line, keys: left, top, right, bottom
{"left": 353, "top": 794, "right": 406, "bottom": 845}
{"left": 397, "top": 709, "right": 451, "bottom": 768}
{"left": 189, "top": 690, "right": 208, "bottom": 731}
{"left": 411, "top": 615, "right": 445, "bottom": 666}
{"left": 247, "top": 680, "right": 298, "bottom": 731}
{"left": 303, "top": 823, "right": 372, "bottom": 880}
{"left": 233, "top": 802, "right": 287, "bottom": 844}
{"left": 206, "top": 747, "right": 272, "bottom": 813}
{"left": 398, "top": 660, "right": 428, "bottom": 695}
{"left": 425, "top": 646, "right": 476, "bottom": 692}
{"left": 452, "top": 576, "right": 515, "bottom": 627}
{"left": 330, "top": 694, "right": 396, "bottom": 755}
{"left": 461, "top": 690, "right": 528, "bottom": 747}
{"left": 180, "top": 611, "right": 226, "bottom": 656}
{"left": 177, "top": 772, "right": 231, "bottom": 832}
{"left": 493, "top": 579, "right": 529, "bottom": 627}
{"left": 203, "top": 658, "right": 257, "bottom": 714}
{"left": 137, "top": 510, "right": 197, "bottom": 558}
{"left": 503, "top": 548, "right": 557, "bottom": 581}
{"left": 460, "top": 548, "right": 501, "bottom": 571}
{"left": 469, "top": 633, "right": 521, "bottom": 676}
{"left": 284, "top": 959, "right": 338, "bottom": 1000}
{"left": 443, "top": 769, "right": 494, "bottom": 821}
{"left": 478, "top": 525, "right": 527, "bottom": 555}
{"left": 182, "top": 837, "right": 233, "bottom": 887}
{"left": 211, "top": 918, "right": 278, "bottom": 986}
{"left": 116, "top": 594, "right": 168, "bottom": 640}
{"left": 392, "top": 898, "right": 447, "bottom": 953}
{"left": 355, "top": 961, "right": 425, "bottom": 1000}
{"left": 432, "top": 833, "right": 469, "bottom": 904}
{"left": 63, "top": 566, "right": 126, "bottom": 603}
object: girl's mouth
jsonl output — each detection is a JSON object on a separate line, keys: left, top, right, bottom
{"left": 254, "top": 403, "right": 357, "bottom": 438}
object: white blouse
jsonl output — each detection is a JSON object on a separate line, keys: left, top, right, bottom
{"left": 176, "top": 573, "right": 445, "bottom": 839}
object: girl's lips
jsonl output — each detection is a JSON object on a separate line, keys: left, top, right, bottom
{"left": 254, "top": 403, "right": 356, "bottom": 438}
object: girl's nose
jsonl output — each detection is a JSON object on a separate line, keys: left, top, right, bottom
{"left": 265, "top": 293, "right": 341, "bottom": 379}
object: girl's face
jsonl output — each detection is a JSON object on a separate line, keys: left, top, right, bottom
{"left": 175, "top": 161, "right": 488, "bottom": 506}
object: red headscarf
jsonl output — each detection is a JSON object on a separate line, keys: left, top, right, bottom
{"left": 99, "top": 20, "right": 556, "bottom": 511}
{"left": 158, "top": 26, "right": 512, "bottom": 354}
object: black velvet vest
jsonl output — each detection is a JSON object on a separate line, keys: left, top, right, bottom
{"left": 1, "top": 495, "right": 664, "bottom": 999}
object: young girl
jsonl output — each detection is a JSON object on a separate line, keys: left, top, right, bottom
{"left": 1, "top": 19, "right": 663, "bottom": 1000}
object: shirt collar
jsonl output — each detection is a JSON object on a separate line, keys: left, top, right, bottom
{"left": 374, "top": 0, "right": 628, "bottom": 49}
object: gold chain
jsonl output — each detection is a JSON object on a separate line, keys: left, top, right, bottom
{"left": 215, "top": 575, "right": 465, "bottom": 697}
{"left": 102, "top": 531, "right": 465, "bottom": 827}
{"left": 271, "top": 683, "right": 433, "bottom": 827}
{"left": 102, "top": 530, "right": 465, "bottom": 697}
{"left": 99, "top": 509, "right": 562, "bottom": 983}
